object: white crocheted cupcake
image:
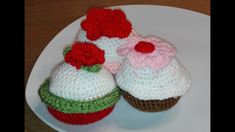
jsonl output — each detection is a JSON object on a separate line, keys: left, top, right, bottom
{"left": 76, "top": 7, "right": 135, "bottom": 74}
{"left": 115, "top": 35, "right": 191, "bottom": 112}
{"left": 38, "top": 42, "right": 120, "bottom": 124}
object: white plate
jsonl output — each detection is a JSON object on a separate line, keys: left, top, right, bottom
{"left": 25, "top": 5, "right": 210, "bottom": 132}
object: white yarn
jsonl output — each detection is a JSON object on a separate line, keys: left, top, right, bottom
{"left": 115, "top": 57, "right": 191, "bottom": 100}
{"left": 76, "top": 28, "right": 130, "bottom": 66}
{"left": 49, "top": 62, "right": 116, "bottom": 101}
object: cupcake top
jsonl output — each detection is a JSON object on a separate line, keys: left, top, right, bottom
{"left": 116, "top": 35, "right": 191, "bottom": 100}
{"left": 117, "top": 35, "right": 176, "bottom": 70}
{"left": 77, "top": 8, "right": 135, "bottom": 74}
{"left": 76, "top": 29, "right": 131, "bottom": 73}
{"left": 49, "top": 42, "right": 117, "bottom": 101}
{"left": 81, "top": 7, "right": 132, "bottom": 41}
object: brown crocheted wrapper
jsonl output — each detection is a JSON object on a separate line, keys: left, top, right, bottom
{"left": 121, "top": 89, "right": 180, "bottom": 112}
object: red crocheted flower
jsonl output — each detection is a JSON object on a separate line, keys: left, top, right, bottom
{"left": 81, "top": 7, "right": 132, "bottom": 41}
{"left": 134, "top": 41, "right": 156, "bottom": 53}
{"left": 65, "top": 42, "right": 105, "bottom": 69}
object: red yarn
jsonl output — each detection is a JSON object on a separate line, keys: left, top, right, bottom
{"left": 81, "top": 7, "right": 132, "bottom": 40}
{"left": 65, "top": 42, "right": 105, "bottom": 69}
{"left": 134, "top": 41, "right": 156, "bottom": 53}
{"left": 47, "top": 106, "right": 114, "bottom": 125}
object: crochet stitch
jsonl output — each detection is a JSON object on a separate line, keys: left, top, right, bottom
{"left": 81, "top": 7, "right": 132, "bottom": 40}
{"left": 77, "top": 28, "right": 135, "bottom": 74}
{"left": 38, "top": 79, "right": 120, "bottom": 113}
{"left": 38, "top": 46, "right": 120, "bottom": 125}
{"left": 64, "top": 42, "right": 105, "bottom": 70}
{"left": 116, "top": 35, "right": 190, "bottom": 112}
{"left": 63, "top": 46, "right": 102, "bottom": 73}
{"left": 49, "top": 62, "right": 117, "bottom": 101}
{"left": 81, "top": 64, "right": 102, "bottom": 73}
{"left": 121, "top": 89, "right": 180, "bottom": 112}
{"left": 47, "top": 106, "right": 114, "bottom": 124}
{"left": 63, "top": 47, "right": 71, "bottom": 56}
{"left": 116, "top": 56, "right": 191, "bottom": 100}
{"left": 134, "top": 41, "right": 155, "bottom": 53}
{"left": 117, "top": 35, "right": 176, "bottom": 70}
{"left": 76, "top": 8, "right": 136, "bottom": 74}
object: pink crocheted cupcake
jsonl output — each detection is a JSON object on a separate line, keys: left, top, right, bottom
{"left": 76, "top": 7, "right": 136, "bottom": 74}
{"left": 115, "top": 35, "right": 191, "bottom": 112}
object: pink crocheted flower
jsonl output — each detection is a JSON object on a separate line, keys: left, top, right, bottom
{"left": 117, "top": 35, "right": 176, "bottom": 70}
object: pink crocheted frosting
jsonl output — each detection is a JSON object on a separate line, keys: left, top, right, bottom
{"left": 117, "top": 35, "right": 176, "bottom": 70}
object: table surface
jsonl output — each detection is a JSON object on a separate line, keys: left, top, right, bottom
{"left": 25, "top": 0, "right": 210, "bottom": 131}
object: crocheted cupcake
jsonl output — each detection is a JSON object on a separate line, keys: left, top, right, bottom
{"left": 76, "top": 7, "right": 135, "bottom": 74}
{"left": 38, "top": 42, "right": 120, "bottom": 124}
{"left": 115, "top": 35, "right": 191, "bottom": 112}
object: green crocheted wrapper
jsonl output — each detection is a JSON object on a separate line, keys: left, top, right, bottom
{"left": 38, "top": 79, "right": 120, "bottom": 114}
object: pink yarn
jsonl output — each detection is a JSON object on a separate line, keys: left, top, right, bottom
{"left": 103, "top": 62, "right": 121, "bottom": 74}
{"left": 117, "top": 35, "right": 176, "bottom": 70}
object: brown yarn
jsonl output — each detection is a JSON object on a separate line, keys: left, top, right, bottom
{"left": 121, "top": 89, "right": 180, "bottom": 112}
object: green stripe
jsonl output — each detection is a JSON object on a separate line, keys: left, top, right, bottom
{"left": 38, "top": 79, "right": 120, "bottom": 113}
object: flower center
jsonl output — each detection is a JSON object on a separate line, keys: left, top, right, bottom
{"left": 134, "top": 41, "right": 155, "bottom": 53}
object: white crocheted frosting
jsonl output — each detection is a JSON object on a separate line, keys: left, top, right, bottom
{"left": 49, "top": 62, "right": 116, "bottom": 101}
{"left": 76, "top": 28, "right": 135, "bottom": 74}
{"left": 115, "top": 57, "right": 191, "bottom": 100}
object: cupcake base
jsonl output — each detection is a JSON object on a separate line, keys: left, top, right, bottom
{"left": 47, "top": 106, "right": 114, "bottom": 125}
{"left": 121, "top": 89, "right": 180, "bottom": 112}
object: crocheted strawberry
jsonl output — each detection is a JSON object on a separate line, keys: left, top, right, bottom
{"left": 38, "top": 42, "right": 120, "bottom": 124}
{"left": 115, "top": 35, "right": 191, "bottom": 112}
{"left": 76, "top": 7, "right": 136, "bottom": 74}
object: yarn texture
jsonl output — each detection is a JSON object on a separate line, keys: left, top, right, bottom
{"left": 116, "top": 57, "right": 191, "bottom": 100}
{"left": 81, "top": 8, "right": 132, "bottom": 41}
{"left": 77, "top": 28, "right": 136, "bottom": 74}
{"left": 117, "top": 35, "right": 176, "bottom": 70}
{"left": 76, "top": 8, "right": 136, "bottom": 74}
{"left": 64, "top": 42, "right": 105, "bottom": 70}
{"left": 39, "top": 79, "right": 120, "bottom": 113}
{"left": 38, "top": 40, "right": 120, "bottom": 124}
{"left": 81, "top": 64, "right": 102, "bottom": 73}
{"left": 49, "top": 62, "right": 117, "bottom": 101}
{"left": 134, "top": 41, "right": 155, "bottom": 53}
{"left": 63, "top": 47, "right": 71, "bottom": 56}
{"left": 47, "top": 106, "right": 114, "bottom": 124}
{"left": 121, "top": 89, "right": 180, "bottom": 112}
